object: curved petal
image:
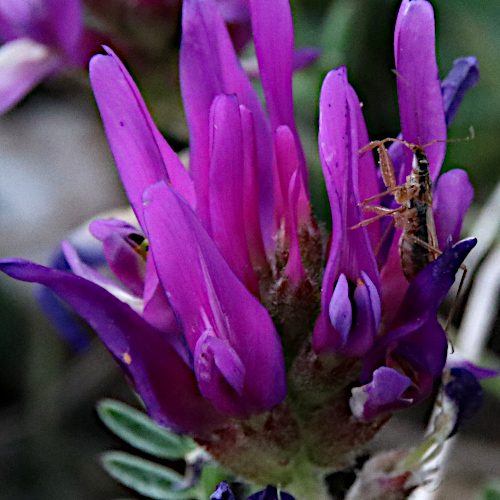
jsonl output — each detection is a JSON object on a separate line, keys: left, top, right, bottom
{"left": 248, "top": 0, "right": 307, "bottom": 185}
{"left": 89, "top": 48, "right": 194, "bottom": 230}
{"left": 328, "top": 273, "right": 353, "bottom": 345}
{"left": 442, "top": 367, "right": 484, "bottom": 437}
{"left": 442, "top": 57, "right": 480, "bottom": 127}
{"left": 180, "top": 0, "right": 273, "bottom": 243}
{"left": 314, "top": 67, "right": 381, "bottom": 356}
{"left": 395, "top": 0, "right": 446, "bottom": 181}
{"left": 284, "top": 169, "right": 306, "bottom": 285}
{"left": 62, "top": 241, "right": 144, "bottom": 315}
{"left": 194, "top": 331, "right": 246, "bottom": 397}
{"left": 352, "top": 85, "right": 382, "bottom": 252}
{"left": 208, "top": 94, "right": 258, "bottom": 294}
{"left": 143, "top": 181, "right": 286, "bottom": 416}
{"left": 89, "top": 220, "right": 146, "bottom": 297}
{"left": 0, "top": 38, "right": 61, "bottom": 114}
{"left": 0, "top": 258, "right": 227, "bottom": 434}
{"left": 292, "top": 47, "right": 322, "bottom": 73}
{"left": 274, "top": 125, "right": 311, "bottom": 233}
{"left": 433, "top": 169, "right": 474, "bottom": 248}
{"left": 361, "top": 239, "right": 477, "bottom": 389}
{"left": 388, "top": 238, "right": 476, "bottom": 338}
{"left": 240, "top": 105, "right": 267, "bottom": 270}
{"left": 350, "top": 366, "right": 412, "bottom": 422}
{"left": 35, "top": 225, "right": 106, "bottom": 351}
{"left": 387, "top": 56, "right": 479, "bottom": 182}
{"left": 346, "top": 273, "right": 381, "bottom": 357}
{"left": 318, "top": 67, "right": 379, "bottom": 288}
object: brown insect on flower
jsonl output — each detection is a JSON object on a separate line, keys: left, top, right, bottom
{"left": 352, "top": 137, "right": 442, "bottom": 282}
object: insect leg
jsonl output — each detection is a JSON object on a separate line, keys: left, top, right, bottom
{"left": 373, "top": 218, "right": 396, "bottom": 257}
{"left": 444, "top": 264, "right": 468, "bottom": 334}
{"left": 349, "top": 206, "right": 406, "bottom": 230}
{"left": 404, "top": 234, "right": 443, "bottom": 257}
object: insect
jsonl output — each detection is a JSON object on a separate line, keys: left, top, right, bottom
{"left": 351, "top": 137, "right": 471, "bottom": 336}
{"left": 351, "top": 137, "right": 442, "bottom": 282}
{"left": 128, "top": 233, "right": 149, "bottom": 260}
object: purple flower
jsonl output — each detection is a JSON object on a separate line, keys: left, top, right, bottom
{"left": 0, "top": 0, "right": 87, "bottom": 113}
{"left": 0, "top": 0, "right": 316, "bottom": 434}
{"left": 211, "top": 482, "right": 296, "bottom": 500}
{"left": 314, "top": 0, "right": 478, "bottom": 420}
{"left": 314, "top": 66, "right": 382, "bottom": 357}
{"left": 350, "top": 238, "right": 476, "bottom": 421}
{"left": 0, "top": 0, "right": 480, "bottom": 488}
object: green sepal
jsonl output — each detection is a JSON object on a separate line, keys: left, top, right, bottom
{"left": 481, "top": 481, "right": 500, "bottom": 500}
{"left": 198, "top": 463, "right": 231, "bottom": 499}
{"left": 97, "top": 399, "right": 196, "bottom": 459}
{"left": 101, "top": 451, "right": 195, "bottom": 500}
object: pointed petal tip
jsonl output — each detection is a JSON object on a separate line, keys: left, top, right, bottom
{"left": 454, "top": 236, "right": 477, "bottom": 256}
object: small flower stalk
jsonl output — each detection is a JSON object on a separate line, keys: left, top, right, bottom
{"left": 0, "top": 0, "right": 484, "bottom": 498}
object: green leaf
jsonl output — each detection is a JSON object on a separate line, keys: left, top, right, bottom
{"left": 482, "top": 481, "right": 500, "bottom": 500}
{"left": 101, "top": 451, "right": 195, "bottom": 500}
{"left": 97, "top": 399, "right": 196, "bottom": 459}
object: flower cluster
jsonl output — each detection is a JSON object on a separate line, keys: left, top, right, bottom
{"left": 0, "top": 0, "right": 256, "bottom": 114}
{"left": 0, "top": 0, "right": 479, "bottom": 495}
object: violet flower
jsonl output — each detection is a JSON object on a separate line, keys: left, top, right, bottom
{"left": 315, "top": 0, "right": 477, "bottom": 422}
{"left": 211, "top": 482, "right": 296, "bottom": 500}
{"left": 0, "top": 0, "right": 480, "bottom": 491}
{"left": 0, "top": 0, "right": 89, "bottom": 113}
{"left": 0, "top": 0, "right": 312, "bottom": 435}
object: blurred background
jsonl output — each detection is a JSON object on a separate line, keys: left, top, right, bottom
{"left": 1, "top": 0, "right": 500, "bottom": 498}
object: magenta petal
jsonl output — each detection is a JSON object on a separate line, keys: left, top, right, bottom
{"left": 350, "top": 85, "right": 382, "bottom": 251}
{"left": 208, "top": 94, "right": 258, "bottom": 293}
{"left": 350, "top": 367, "right": 412, "bottom": 422}
{"left": 240, "top": 105, "right": 267, "bottom": 270}
{"left": 328, "top": 274, "right": 352, "bottom": 345}
{"left": 0, "top": 39, "right": 61, "bottom": 114}
{"left": 315, "top": 67, "right": 381, "bottom": 357}
{"left": 45, "top": 0, "right": 82, "bottom": 62}
{"left": 318, "top": 67, "right": 380, "bottom": 286}
{"left": 90, "top": 222, "right": 145, "bottom": 297}
{"left": 143, "top": 181, "right": 286, "bottom": 416}
{"left": 248, "top": 0, "right": 307, "bottom": 184}
{"left": 345, "top": 273, "right": 380, "bottom": 357}
{"left": 274, "top": 125, "right": 310, "bottom": 229}
{"left": 62, "top": 241, "right": 126, "bottom": 292}
{"left": 195, "top": 331, "right": 246, "bottom": 398}
{"left": 0, "top": 0, "right": 82, "bottom": 61}
{"left": 141, "top": 254, "right": 189, "bottom": 364}
{"left": 180, "top": 0, "right": 273, "bottom": 241}
{"left": 89, "top": 218, "right": 140, "bottom": 240}
{"left": 292, "top": 47, "right": 322, "bottom": 72}
{"left": 312, "top": 188, "right": 342, "bottom": 354}
{"left": 248, "top": 0, "right": 292, "bottom": 128}
{"left": 284, "top": 170, "right": 306, "bottom": 284}
{"left": 395, "top": 0, "right": 446, "bottom": 181}
{"left": 89, "top": 48, "right": 193, "bottom": 230}
{"left": 362, "top": 270, "right": 382, "bottom": 331}
{"left": 0, "top": 258, "right": 227, "bottom": 434}
{"left": 433, "top": 169, "right": 474, "bottom": 248}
